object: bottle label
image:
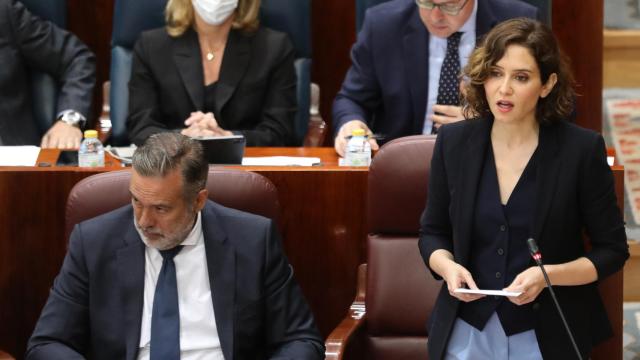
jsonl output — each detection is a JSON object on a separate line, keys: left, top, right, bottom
{"left": 79, "top": 153, "right": 104, "bottom": 167}
{"left": 345, "top": 136, "right": 371, "bottom": 166}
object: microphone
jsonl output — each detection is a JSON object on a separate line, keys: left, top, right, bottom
{"left": 527, "top": 238, "right": 583, "bottom": 360}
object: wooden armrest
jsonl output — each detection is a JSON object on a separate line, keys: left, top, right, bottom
{"left": 325, "top": 263, "right": 367, "bottom": 359}
{"left": 0, "top": 350, "right": 15, "bottom": 360}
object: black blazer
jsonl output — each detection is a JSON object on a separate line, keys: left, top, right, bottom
{"left": 27, "top": 201, "right": 324, "bottom": 359}
{"left": 419, "top": 118, "right": 629, "bottom": 359}
{"left": 0, "top": 0, "right": 95, "bottom": 145}
{"left": 126, "top": 26, "right": 296, "bottom": 146}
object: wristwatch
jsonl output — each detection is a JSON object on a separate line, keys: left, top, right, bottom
{"left": 57, "top": 110, "right": 86, "bottom": 129}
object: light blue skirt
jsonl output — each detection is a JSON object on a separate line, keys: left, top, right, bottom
{"left": 445, "top": 312, "right": 543, "bottom": 360}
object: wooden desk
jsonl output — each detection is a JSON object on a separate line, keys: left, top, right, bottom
{"left": 0, "top": 148, "right": 367, "bottom": 358}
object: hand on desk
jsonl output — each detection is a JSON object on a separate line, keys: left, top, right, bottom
{"left": 40, "top": 121, "right": 82, "bottom": 149}
{"left": 182, "top": 111, "right": 233, "bottom": 138}
{"left": 334, "top": 120, "right": 379, "bottom": 157}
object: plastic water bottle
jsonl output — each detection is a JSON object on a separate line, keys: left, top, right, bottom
{"left": 78, "top": 130, "right": 105, "bottom": 167}
{"left": 344, "top": 129, "right": 371, "bottom": 166}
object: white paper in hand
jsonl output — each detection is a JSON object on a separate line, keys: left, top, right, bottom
{"left": 454, "top": 288, "right": 522, "bottom": 297}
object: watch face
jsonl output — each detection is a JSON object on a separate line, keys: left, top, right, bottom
{"left": 61, "top": 111, "right": 83, "bottom": 125}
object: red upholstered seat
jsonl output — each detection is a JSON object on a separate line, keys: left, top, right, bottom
{"left": 65, "top": 168, "right": 280, "bottom": 239}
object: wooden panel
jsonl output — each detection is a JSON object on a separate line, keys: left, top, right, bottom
{"left": 67, "top": 0, "right": 114, "bottom": 125}
{"left": 552, "top": 0, "right": 603, "bottom": 132}
{"left": 0, "top": 148, "right": 367, "bottom": 358}
{"left": 603, "top": 29, "right": 640, "bottom": 88}
{"left": 311, "top": 0, "right": 356, "bottom": 145}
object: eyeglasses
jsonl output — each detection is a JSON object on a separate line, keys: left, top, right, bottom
{"left": 415, "top": 0, "right": 470, "bottom": 16}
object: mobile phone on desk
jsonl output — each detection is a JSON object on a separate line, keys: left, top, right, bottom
{"left": 56, "top": 150, "right": 79, "bottom": 166}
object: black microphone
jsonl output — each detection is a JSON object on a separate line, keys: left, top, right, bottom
{"left": 527, "top": 238, "right": 583, "bottom": 360}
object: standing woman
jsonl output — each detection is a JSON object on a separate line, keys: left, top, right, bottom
{"left": 127, "top": 0, "right": 296, "bottom": 146}
{"left": 419, "top": 18, "right": 628, "bottom": 359}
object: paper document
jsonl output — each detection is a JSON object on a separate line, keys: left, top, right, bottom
{"left": 454, "top": 288, "right": 522, "bottom": 297}
{"left": 105, "top": 146, "right": 137, "bottom": 164}
{"left": 0, "top": 146, "right": 40, "bottom": 166}
{"left": 242, "top": 156, "right": 320, "bottom": 166}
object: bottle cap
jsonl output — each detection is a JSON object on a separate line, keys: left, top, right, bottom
{"left": 351, "top": 129, "right": 365, "bottom": 137}
{"left": 84, "top": 130, "right": 98, "bottom": 138}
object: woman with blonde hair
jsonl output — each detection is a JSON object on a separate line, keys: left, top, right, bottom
{"left": 419, "top": 18, "right": 628, "bottom": 359}
{"left": 127, "top": 0, "right": 296, "bottom": 146}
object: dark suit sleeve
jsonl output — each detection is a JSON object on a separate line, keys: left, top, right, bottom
{"left": 331, "top": 9, "right": 381, "bottom": 135}
{"left": 262, "top": 220, "right": 324, "bottom": 359}
{"left": 418, "top": 127, "right": 454, "bottom": 280}
{"left": 127, "top": 34, "right": 173, "bottom": 146}
{"left": 10, "top": 0, "right": 95, "bottom": 119}
{"left": 579, "top": 135, "right": 629, "bottom": 279}
{"left": 232, "top": 35, "right": 296, "bottom": 146}
{"left": 26, "top": 225, "right": 90, "bottom": 359}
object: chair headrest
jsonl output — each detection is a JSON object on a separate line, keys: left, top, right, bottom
{"left": 260, "top": 0, "right": 311, "bottom": 58}
{"left": 19, "top": 0, "right": 67, "bottom": 27}
{"left": 112, "top": 0, "right": 167, "bottom": 48}
{"left": 367, "top": 135, "right": 436, "bottom": 234}
{"left": 65, "top": 168, "right": 280, "bottom": 239}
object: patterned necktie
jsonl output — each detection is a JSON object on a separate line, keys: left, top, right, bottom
{"left": 433, "top": 32, "right": 463, "bottom": 134}
{"left": 150, "top": 245, "right": 183, "bottom": 360}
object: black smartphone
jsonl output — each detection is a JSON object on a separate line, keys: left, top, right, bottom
{"left": 56, "top": 150, "right": 79, "bottom": 166}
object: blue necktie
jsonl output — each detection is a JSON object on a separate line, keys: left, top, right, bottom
{"left": 150, "top": 245, "right": 183, "bottom": 360}
{"left": 433, "top": 31, "right": 463, "bottom": 134}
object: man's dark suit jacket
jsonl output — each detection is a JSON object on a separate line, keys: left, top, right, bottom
{"left": 27, "top": 201, "right": 324, "bottom": 359}
{"left": 419, "top": 118, "right": 629, "bottom": 359}
{"left": 0, "top": 0, "right": 95, "bottom": 145}
{"left": 332, "top": 0, "right": 537, "bottom": 144}
{"left": 127, "top": 27, "right": 296, "bottom": 147}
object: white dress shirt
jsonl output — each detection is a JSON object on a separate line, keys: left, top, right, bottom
{"left": 423, "top": 0, "right": 478, "bottom": 134}
{"left": 136, "top": 212, "right": 225, "bottom": 360}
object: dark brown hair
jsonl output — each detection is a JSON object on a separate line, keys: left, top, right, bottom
{"left": 462, "top": 17, "right": 575, "bottom": 124}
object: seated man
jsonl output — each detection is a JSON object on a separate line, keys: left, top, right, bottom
{"left": 27, "top": 133, "right": 324, "bottom": 359}
{"left": 0, "top": 0, "right": 95, "bottom": 148}
{"left": 332, "top": 0, "right": 538, "bottom": 155}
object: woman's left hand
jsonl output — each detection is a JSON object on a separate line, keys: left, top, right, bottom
{"left": 503, "top": 266, "right": 546, "bottom": 306}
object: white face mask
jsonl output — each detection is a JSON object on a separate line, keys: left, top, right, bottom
{"left": 192, "top": 0, "right": 238, "bottom": 26}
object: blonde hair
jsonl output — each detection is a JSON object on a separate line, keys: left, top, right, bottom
{"left": 165, "top": 0, "right": 261, "bottom": 37}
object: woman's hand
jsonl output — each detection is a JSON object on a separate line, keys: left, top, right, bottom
{"left": 440, "top": 261, "right": 485, "bottom": 303}
{"left": 503, "top": 266, "right": 546, "bottom": 306}
{"left": 182, "top": 111, "right": 233, "bottom": 138}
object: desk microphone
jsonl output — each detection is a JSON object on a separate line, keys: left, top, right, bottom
{"left": 527, "top": 238, "right": 583, "bottom": 360}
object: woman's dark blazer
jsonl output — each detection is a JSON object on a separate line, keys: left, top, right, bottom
{"left": 126, "top": 26, "right": 296, "bottom": 146}
{"left": 418, "top": 117, "right": 629, "bottom": 359}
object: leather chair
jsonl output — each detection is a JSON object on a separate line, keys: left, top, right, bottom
{"left": 260, "top": 0, "right": 315, "bottom": 145}
{"left": 65, "top": 168, "right": 280, "bottom": 239}
{"left": 355, "top": 0, "right": 551, "bottom": 34}
{"left": 19, "top": 0, "right": 67, "bottom": 136}
{"left": 325, "top": 135, "right": 624, "bottom": 359}
{"left": 326, "top": 135, "right": 440, "bottom": 359}
{"left": 0, "top": 349, "right": 15, "bottom": 360}
{"left": 108, "top": 0, "right": 323, "bottom": 146}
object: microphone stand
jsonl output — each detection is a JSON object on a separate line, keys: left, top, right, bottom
{"left": 527, "top": 238, "right": 583, "bottom": 360}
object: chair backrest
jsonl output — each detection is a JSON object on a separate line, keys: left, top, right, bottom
{"left": 109, "top": 0, "right": 166, "bottom": 146}
{"left": 65, "top": 168, "right": 280, "bottom": 240}
{"left": 109, "top": 0, "right": 312, "bottom": 146}
{"left": 365, "top": 135, "right": 440, "bottom": 358}
{"left": 355, "top": 0, "right": 552, "bottom": 34}
{"left": 19, "top": 0, "right": 67, "bottom": 135}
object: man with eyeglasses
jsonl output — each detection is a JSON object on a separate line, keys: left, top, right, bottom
{"left": 332, "top": 0, "right": 538, "bottom": 156}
